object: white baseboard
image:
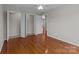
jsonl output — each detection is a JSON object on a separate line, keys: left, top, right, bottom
{"left": 34, "top": 33, "right": 43, "bottom": 35}
{"left": 27, "top": 33, "right": 35, "bottom": 36}
{"left": 9, "top": 35, "right": 20, "bottom": 39}
{"left": 48, "top": 35, "right": 79, "bottom": 47}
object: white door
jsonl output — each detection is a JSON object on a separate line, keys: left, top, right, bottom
{"left": 34, "top": 15, "right": 43, "bottom": 35}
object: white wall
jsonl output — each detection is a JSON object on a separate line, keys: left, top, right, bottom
{"left": 0, "top": 5, "right": 4, "bottom": 51}
{"left": 3, "top": 5, "right": 38, "bottom": 15}
{"left": 47, "top": 5, "right": 79, "bottom": 46}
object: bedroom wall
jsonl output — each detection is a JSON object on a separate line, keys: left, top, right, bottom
{"left": 47, "top": 5, "right": 79, "bottom": 46}
{"left": 0, "top": 5, "right": 5, "bottom": 51}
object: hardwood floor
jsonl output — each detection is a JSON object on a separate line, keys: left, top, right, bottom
{"left": 1, "top": 34, "right": 79, "bottom": 54}
{"left": 1, "top": 40, "right": 7, "bottom": 54}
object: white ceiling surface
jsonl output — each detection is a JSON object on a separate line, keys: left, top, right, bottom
{"left": 3, "top": 4, "right": 62, "bottom": 14}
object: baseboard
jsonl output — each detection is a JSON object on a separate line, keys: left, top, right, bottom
{"left": 9, "top": 35, "right": 20, "bottom": 39}
{"left": 26, "top": 33, "right": 43, "bottom": 36}
{"left": 27, "top": 33, "right": 35, "bottom": 36}
{"left": 48, "top": 35, "right": 79, "bottom": 47}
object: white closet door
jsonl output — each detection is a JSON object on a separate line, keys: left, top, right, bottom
{"left": 34, "top": 15, "right": 43, "bottom": 35}
{"left": 20, "top": 13, "right": 26, "bottom": 38}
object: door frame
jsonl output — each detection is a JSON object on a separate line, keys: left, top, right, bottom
{"left": 7, "top": 11, "right": 10, "bottom": 41}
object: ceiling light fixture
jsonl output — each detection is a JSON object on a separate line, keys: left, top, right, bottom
{"left": 37, "top": 5, "right": 44, "bottom": 10}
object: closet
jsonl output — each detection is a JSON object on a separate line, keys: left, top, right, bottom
{"left": 7, "top": 11, "right": 21, "bottom": 40}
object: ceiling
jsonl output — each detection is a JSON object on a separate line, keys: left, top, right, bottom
{"left": 3, "top": 4, "right": 62, "bottom": 14}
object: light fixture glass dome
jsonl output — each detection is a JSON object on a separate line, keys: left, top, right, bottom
{"left": 37, "top": 5, "right": 44, "bottom": 10}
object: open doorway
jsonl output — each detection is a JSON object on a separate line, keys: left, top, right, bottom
{"left": 27, "top": 15, "right": 34, "bottom": 36}
{"left": 7, "top": 11, "right": 21, "bottom": 41}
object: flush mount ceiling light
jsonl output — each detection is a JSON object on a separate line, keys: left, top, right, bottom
{"left": 37, "top": 5, "right": 44, "bottom": 10}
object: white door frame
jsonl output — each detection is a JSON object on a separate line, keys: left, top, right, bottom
{"left": 7, "top": 11, "right": 10, "bottom": 41}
